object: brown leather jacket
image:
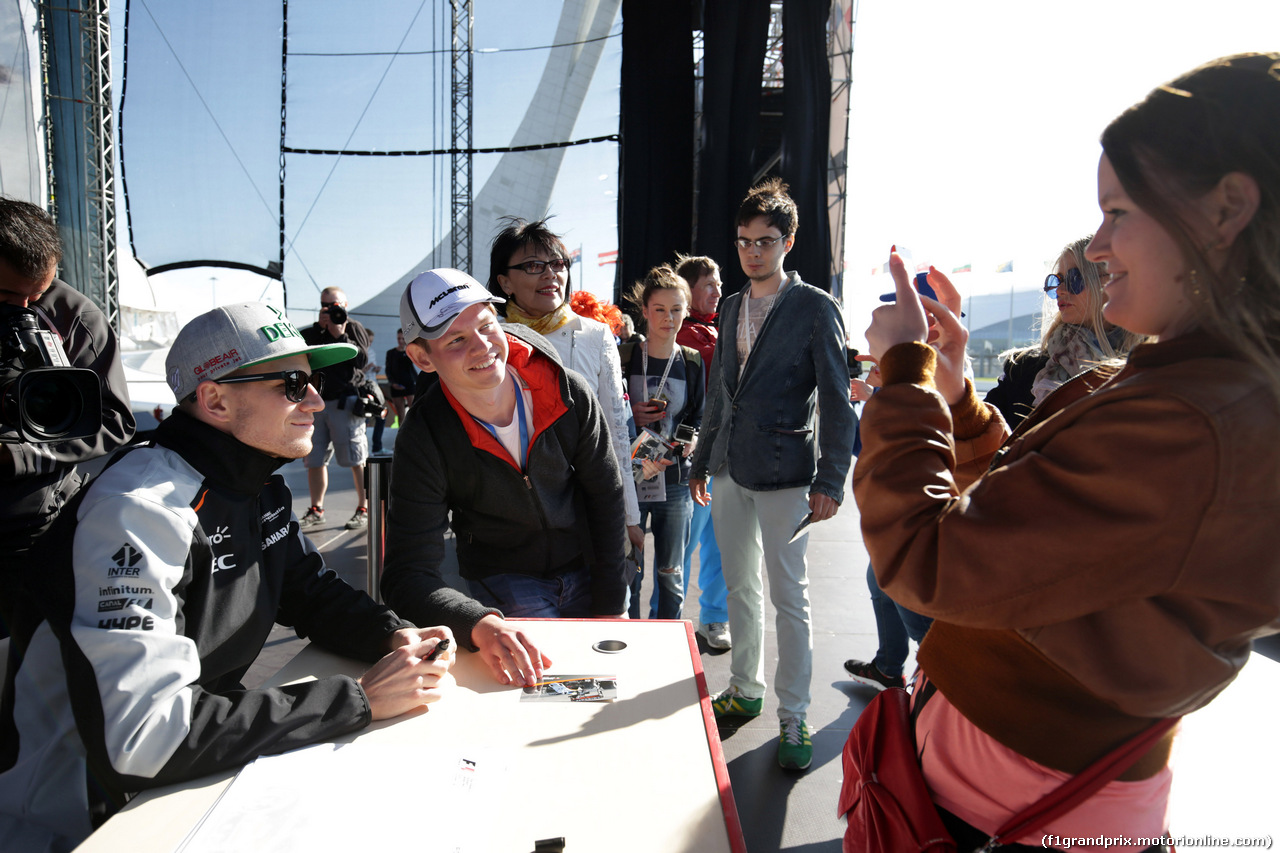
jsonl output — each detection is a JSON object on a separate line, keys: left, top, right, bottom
{"left": 855, "top": 331, "right": 1280, "bottom": 774}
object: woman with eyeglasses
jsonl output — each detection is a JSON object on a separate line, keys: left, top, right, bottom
{"left": 488, "top": 217, "right": 644, "bottom": 556}
{"left": 854, "top": 54, "right": 1280, "bottom": 850}
{"left": 985, "top": 236, "right": 1146, "bottom": 429}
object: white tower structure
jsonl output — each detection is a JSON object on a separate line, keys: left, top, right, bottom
{"left": 353, "top": 0, "right": 621, "bottom": 347}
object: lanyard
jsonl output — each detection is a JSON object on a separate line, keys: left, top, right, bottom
{"left": 477, "top": 376, "right": 531, "bottom": 470}
{"left": 641, "top": 341, "right": 676, "bottom": 402}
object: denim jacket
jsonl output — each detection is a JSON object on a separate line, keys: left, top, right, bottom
{"left": 690, "top": 272, "right": 855, "bottom": 500}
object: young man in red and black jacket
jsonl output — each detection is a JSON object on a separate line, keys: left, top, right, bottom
{"left": 383, "top": 268, "right": 629, "bottom": 688}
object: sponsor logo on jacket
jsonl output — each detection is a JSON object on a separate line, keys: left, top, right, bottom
{"left": 262, "top": 524, "right": 290, "bottom": 550}
{"left": 99, "top": 584, "right": 153, "bottom": 597}
{"left": 98, "top": 596, "right": 155, "bottom": 612}
{"left": 106, "top": 543, "right": 144, "bottom": 578}
{"left": 98, "top": 615, "right": 155, "bottom": 631}
{"left": 209, "top": 525, "right": 238, "bottom": 573}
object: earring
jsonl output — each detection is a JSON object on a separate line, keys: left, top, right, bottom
{"left": 1189, "top": 269, "right": 1202, "bottom": 297}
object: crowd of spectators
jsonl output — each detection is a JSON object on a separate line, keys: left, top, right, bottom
{"left": 2, "top": 49, "right": 1280, "bottom": 853}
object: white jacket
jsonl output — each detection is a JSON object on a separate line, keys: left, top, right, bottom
{"left": 543, "top": 314, "right": 640, "bottom": 526}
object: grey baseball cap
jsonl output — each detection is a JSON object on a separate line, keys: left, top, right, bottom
{"left": 400, "top": 268, "right": 505, "bottom": 342}
{"left": 166, "top": 302, "right": 357, "bottom": 401}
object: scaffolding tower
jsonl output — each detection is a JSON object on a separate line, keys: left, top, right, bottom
{"left": 450, "top": 0, "right": 474, "bottom": 272}
{"left": 40, "top": 0, "right": 119, "bottom": 329}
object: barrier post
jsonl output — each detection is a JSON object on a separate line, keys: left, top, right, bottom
{"left": 365, "top": 455, "right": 393, "bottom": 603}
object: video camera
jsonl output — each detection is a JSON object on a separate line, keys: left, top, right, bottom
{"left": 0, "top": 304, "right": 102, "bottom": 443}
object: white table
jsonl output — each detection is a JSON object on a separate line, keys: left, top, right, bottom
{"left": 75, "top": 619, "right": 745, "bottom": 853}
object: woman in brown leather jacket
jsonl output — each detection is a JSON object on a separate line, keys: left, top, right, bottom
{"left": 855, "top": 53, "right": 1280, "bottom": 850}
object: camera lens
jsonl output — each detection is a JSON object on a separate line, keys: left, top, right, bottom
{"left": 327, "top": 305, "right": 348, "bottom": 325}
{"left": 22, "top": 373, "right": 82, "bottom": 439}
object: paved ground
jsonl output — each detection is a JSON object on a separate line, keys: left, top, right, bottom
{"left": 243, "top": 426, "right": 894, "bottom": 852}
{"left": 240, "top": 418, "right": 1280, "bottom": 851}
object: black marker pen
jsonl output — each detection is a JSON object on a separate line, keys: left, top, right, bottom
{"left": 424, "top": 638, "right": 451, "bottom": 661}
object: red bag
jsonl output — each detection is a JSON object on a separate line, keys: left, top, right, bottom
{"left": 838, "top": 687, "right": 955, "bottom": 852}
{"left": 838, "top": 682, "right": 1180, "bottom": 853}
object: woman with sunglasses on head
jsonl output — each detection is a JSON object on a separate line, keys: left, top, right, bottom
{"left": 488, "top": 217, "right": 643, "bottom": 556}
{"left": 985, "top": 236, "right": 1146, "bottom": 429}
{"left": 854, "top": 54, "right": 1280, "bottom": 851}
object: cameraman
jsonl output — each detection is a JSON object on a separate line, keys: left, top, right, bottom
{"left": 0, "top": 197, "right": 135, "bottom": 636}
{"left": 299, "top": 286, "right": 371, "bottom": 530}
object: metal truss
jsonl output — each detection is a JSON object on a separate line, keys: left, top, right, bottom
{"left": 38, "top": 0, "right": 118, "bottom": 328}
{"left": 762, "top": 2, "right": 784, "bottom": 89}
{"left": 450, "top": 0, "right": 474, "bottom": 272}
{"left": 82, "top": 0, "right": 119, "bottom": 328}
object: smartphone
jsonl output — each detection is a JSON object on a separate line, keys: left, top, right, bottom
{"left": 879, "top": 271, "right": 936, "bottom": 303}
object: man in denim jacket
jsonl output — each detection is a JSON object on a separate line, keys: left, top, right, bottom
{"left": 689, "top": 178, "right": 855, "bottom": 771}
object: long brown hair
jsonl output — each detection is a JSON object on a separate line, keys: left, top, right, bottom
{"left": 1101, "top": 53, "right": 1280, "bottom": 389}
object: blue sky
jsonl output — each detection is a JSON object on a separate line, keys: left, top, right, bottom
{"left": 110, "top": 0, "right": 1280, "bottom": 347}
{"left": 841, "top": 0, "right": 1280, "bottom": 346}
{"left": 113, "top": 1, "right": 624, "bottom": 323}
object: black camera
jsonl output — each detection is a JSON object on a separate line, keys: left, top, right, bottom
{"left": 0, "top": 305, "right": 102, "bottom": 443}
{"left": 350, "top": 393, "right": 386, "bottom": 419}
{"left": 323, "top": 304, "right": 348, "bottom": 325}
{"left": 846, "top": 346, "right": 864, "bottom": 379}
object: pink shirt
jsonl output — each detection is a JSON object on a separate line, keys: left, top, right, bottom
{"left": 916, "top": 687, "right": 1171, "bottom": 850}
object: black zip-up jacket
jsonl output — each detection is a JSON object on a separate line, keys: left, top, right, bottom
{"left": 381, "top": 326, "right": 628, "bottom": 638}
{"left": 0, "top": 411, "right": 410, "bottom": 849}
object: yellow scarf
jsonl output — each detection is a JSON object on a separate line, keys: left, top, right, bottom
{"left": 505, "top": 299, "right": 574, "bottom": 336}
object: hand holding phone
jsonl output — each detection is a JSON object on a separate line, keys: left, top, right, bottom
{"left": 879, "top": 271, "right": 936, "bottom": 303}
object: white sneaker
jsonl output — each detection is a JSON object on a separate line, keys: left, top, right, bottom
{"left": 698, "top": 620, "right": 732, "bottom": 650}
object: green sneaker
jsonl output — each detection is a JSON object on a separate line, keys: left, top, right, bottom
{"left": 778, "top": 717, "right": 812, "bottom": 770}
{"left": 711, "top": 685, "right": 762, "bottom": 720}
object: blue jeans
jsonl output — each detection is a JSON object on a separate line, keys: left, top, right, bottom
{"left": 867, "top": 562, "right": 933, "bottom": 678}
{"left": 682, "top": 479, "right": 728, "bottom": 623}
{"left": 632, "top": 482, "right": 693, "bottom": 619}
{"left": 468, "top": 565, "right": 593, "bottom": 618}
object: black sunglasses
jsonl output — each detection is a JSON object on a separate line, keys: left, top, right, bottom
{"left": 1044, "top": 268, "right": 1086, "bottom": 298}
{"left": 213, "top": 369, "right": 322, "bottom": 403}
{"left": 507, "top": 258, "right": 570, "bottom": 275}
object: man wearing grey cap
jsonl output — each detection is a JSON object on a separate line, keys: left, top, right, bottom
{"left": 0, "top": 302, "right": 453, "bottom": 851}
{"left": 382, "top": 268, "right": 629, "bottom": 687}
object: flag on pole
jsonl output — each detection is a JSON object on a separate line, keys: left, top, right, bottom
{"left": 951, "top": 263, "right": 971, "bottom": 274}
{"left": 569, "top": 247, "right": 582, "bottom": 264}
{"left": 598, "top": 250, "right": 618, "bottom": 267}
{"left": 995, "top": 260, "right": 1014, "bottom": 273}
